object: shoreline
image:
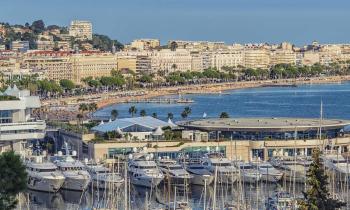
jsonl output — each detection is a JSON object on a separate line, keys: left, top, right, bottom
{"left": 42, "top": 75, "right": 350, "bottom": 111}
{"left": 96, "top": 75, "right": 350, "bottom": 109}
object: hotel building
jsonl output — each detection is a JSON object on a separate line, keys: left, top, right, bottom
{"left": 0, "top": 86, "right": 46, "bottom": 153}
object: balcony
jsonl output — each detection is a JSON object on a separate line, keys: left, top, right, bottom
{"left": 0, "top": 120, "right": 46, "bottom": 142}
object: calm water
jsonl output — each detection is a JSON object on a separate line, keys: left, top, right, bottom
{"left": 95, "top": 81, "right": 350, "bottom": 121}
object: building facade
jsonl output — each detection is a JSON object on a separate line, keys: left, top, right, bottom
{"left": 0, "top": 86, "right": 46, "bottom": 153}
{"left": 69, "top": 20, "right": 93, "bottom": 40}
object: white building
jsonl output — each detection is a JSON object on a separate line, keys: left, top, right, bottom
{"left": 69, "top": 20, "right": 93, "bottom": 40}
{"left": 0, "top": 86, "right": 46, "bottom": 153}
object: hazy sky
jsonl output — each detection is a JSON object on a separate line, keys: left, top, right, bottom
{"left": 1, "top": 0, "right": 349, "bottom": 45}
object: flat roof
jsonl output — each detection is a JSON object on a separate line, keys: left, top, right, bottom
{"left": 177, "top": 117, "right": 350, "bottom": 132}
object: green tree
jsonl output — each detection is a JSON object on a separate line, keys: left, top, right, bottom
{"left": 298, "top": 148, "right": 346, "bottom": 210}
{"left": 128, "top": 106, "right": 137, "bottom": 117}
{"left": 170, "top": 41, "right": 178, "bottom": 51}
{"left": 0, "top": 151, "right": 27, "bottom": 210}
{"left": 88, "top": 103, "right": 98, "bottom": 114}
{"left": 140, "top": 109, "right": 147, "bottom": 117}
{"left": 152, "top": 112, "right": 158, "bottom": 118}
{"left": 31, "top": 20, "right": 45, "bottom": 34}
{"left": 111, "top": 109, "right": 118, "bottom": 120}
{"left": 167, "top": 112, "right": 174, "bottom": 120}
{"left": 138, "top": 74, "right": 153, "bottom": 83}
{"left": 59, "top": 79, "right": 75, "bottom": 91}
{"left": 219, "top": 112, "right": 230, "bottom": 118}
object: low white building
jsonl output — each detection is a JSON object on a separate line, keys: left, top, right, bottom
{"left": 0, "top": 86, "right": 46, "bottom": 153}
{"left": 91, "top": 116, "right": 174, "bottom": 141}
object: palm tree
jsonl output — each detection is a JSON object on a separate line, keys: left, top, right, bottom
{"left": 181, "top": 106, "right": 192, "bottom": 119}
{"left": 76, "top": 113, "right": 83, "bottom": 129}
{"left": 128, "top": 106, "right": 137, "bottom": 117}
{"left": 181, "top": 110, "right": 188, "bottom": 119}
{"left": 79, "top": 103, "right": 89, "bottom": 113}
{"left": 152, "top": 112, "right": 157, "bottom": 118}
{"left": 140, "top": 109, "right": 146, "bottom": 117}
{"left": 111, "top": 109, "right": 118, "bottom": 120}
{"left": 219, "top": 112, "right": 229, "bottom": 118}
{"left": 184, "top": 106, "right": 192, "bottom": 115}
{"left": 167, "top": 112, "right": 174, "bottom": 120}
{"left": 88, "top": 103, "right": 98, "bottom": 115}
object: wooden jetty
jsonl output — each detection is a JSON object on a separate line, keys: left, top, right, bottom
{"left": 125, "top": 98, "right": 194, "bottom": 104}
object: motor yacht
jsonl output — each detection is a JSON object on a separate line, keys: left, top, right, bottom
{"left": 251, "top": 160, "right": 283, "bottom": 183}
{"left": 322, "top": 153, "right": 350, "bottom": 182}
{"left": 235, "top": 161, "right": 262, "bottom": 183}
{"left": 26, "top": 155, "right": 65, "bottom": 192}
{"left": 128, "top": 152, "right": 164, "bottom": 188}
{"left": 265, "top": 191, "right": 296, "bottom": 210}
{"left": 157, "top": 157, "right": 193, "bottom": 185}
{"left": 270, "top": 156, "right": 311, "bottom": 183}
{"left": 85, "top": 163, "right": 124, "bottom": 189}
{"left": 201, "top": 152, "right": 239, "bottom": 184}
{"left": 181, "top": 157, "right": 214, "bottom": 186}
{"left": 50, "top": 151, "right": 91, "bottom": 191}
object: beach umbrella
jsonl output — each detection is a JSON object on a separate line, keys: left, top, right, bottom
{"left": 99, "top": 120, "right": 104, "bottom": 125}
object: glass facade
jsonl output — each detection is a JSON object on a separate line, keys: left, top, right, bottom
{"left": 0, "top": 110, "right": 12, "bottom": 123}
{"left": 107, "top": 146, "right": 227, "bottom": 159}
{"left": 216, "top": 129, "right": 341, "bottom": 141}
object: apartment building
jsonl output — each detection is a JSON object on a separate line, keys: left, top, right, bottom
{"left": 270, "top": 43, "right": 296, "bottom": 66}
{"left": 168, "top": 40, "right": 226, "bottom": 51}
{"left": 23, "top": 56, "right": 73, "bottom": 82}
{"left": 69, "top": 20, "right": 93, "bottom": 40}
{"left": 70, "top": 54, "right": 117, "bottom": 84}
{"left": 151, "top": 49, "right": 192, "bottom": 73}
{"left": 11, "top": 41, "right": 30, "bottom": 52}
{"left": 244, "top": 47, "right": 270, "bottom": 69}
{"left": 0, "top": 86, "right": 46, "bottom": 153}
{"left": 36, "top": 40, "right": 55, "bottom": 50}
{"left": 210, "top": 48, "right": 245, "bottom": 70}
{"left": 130, "top": 39, "right": 160, "bottom": 50}
{"left": 117, "top": 55, "right": 152, "bottom": 74}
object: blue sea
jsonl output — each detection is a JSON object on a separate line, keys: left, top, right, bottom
{"left": 95, "top": 81, "right": 350, "bottom": 121}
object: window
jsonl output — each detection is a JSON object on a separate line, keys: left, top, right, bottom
{"left": 0, "top": 110, "right": 12, "bottom": 124}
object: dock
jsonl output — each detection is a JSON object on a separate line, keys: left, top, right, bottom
{"left": 125, "top": 98, "right": 194, "bottom": 104}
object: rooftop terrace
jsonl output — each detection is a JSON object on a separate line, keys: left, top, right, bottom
{"left": 178, "top": 117, "right": 350, "bottom": 132}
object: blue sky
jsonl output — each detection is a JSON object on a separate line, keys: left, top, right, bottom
{"left": 1, "top": 0, "right": 349, "bottom": 46}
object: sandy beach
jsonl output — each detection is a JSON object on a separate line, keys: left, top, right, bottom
{"left": 42, "top": 75, "right": 350, "bottom": 113}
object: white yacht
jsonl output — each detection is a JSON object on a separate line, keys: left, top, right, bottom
{"left": 157, "top": 157, "right": 193, "bottom": 185}
{"left": 128, "top": 153, "right": 164, "bottom": 188}
{"left": 183, "top": 159, "right": 214, "bottom": 186}
{"left": 270, "top": 156, "right": 311, "bottom": 183}
{"left": 265, "top": 191, "right": 296, "bottom": 210}
{"left": 26, "top": 155, "right": 65, "bottom": 192}
{"left": 322, "top": 153, "right": 350, "bottom": 182}
{"left": 85, "top": 163, "right": 124, "bottom": 190}
{"left": 50, "top": 151, "right": 91, "bottom": 191}
{"left": 251, "top": 160, "right": 283, "bottom": 183}
{"left": 201, "top": 152, "right": 239, "bottom": 184}
{"left": 235, "top": 161, "right": 262, "bottom": 183}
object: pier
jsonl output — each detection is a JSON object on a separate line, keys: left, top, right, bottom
{"left": 125, "top": 98, "right": 194, "bottom": 104}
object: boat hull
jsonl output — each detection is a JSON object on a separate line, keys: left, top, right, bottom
{"left": 130, "top": 176, "right": 163, "bottom": 188}
{"left": 190, "top": 174, "right": 214, "bottom": 186}
{"left": 61, "top": 176, "right": 90, "bottom": 191}
{"left": 261, "top": 173, "right": 284, "bottom": 183}
{"left": 27, "top": 176, "right": 65, "bottom": 193}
